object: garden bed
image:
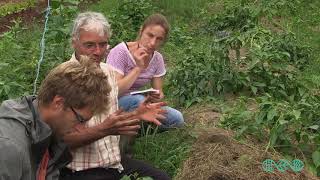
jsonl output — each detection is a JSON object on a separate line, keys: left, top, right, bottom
{"left": 0, "top": 0, "right": 46, "bottom": 34}
{"left": 0, "top": 0, "right": 100, "bottom": 34}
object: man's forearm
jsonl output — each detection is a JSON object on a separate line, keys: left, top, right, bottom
{"left": 63, "top": 124, "right": 109, "bottom": 149}
{"left": 63, "top": 110, "right": 140, "bottom": 149}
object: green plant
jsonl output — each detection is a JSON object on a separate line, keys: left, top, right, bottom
{"left": 133, "top": 128, "right": 195, "bottom": 177}
{"left": 108, "top": 0, "right": 153, "bottom": 46}
{"left": 0, "top": 0, "right": 36, "bottom": 18}
{"left": 220, "top": 93, "right": 320, "bottom": 175}
{"left": 120, "top": 173, "right": 153, "bottom": 180}
{"left": 0, "top": 20, "right": 40, "bottom": 101}
{"left": 0, "top": 0, "right": 81, "bottom": 102}
{"left": 167, "top": 47, "right": 237, "bottom": 107}
{"left": 167, "top": 2, "right": 312, "bottom": 107}
{"left": 233, "top": 27, "right": 311, "bottom": 100}
{"left": 45, "top": 0, "right": 79, "bottom": 61}
{"left": 256, "top": 0, "right": 301, "bottom": 17}
{"left": 151, "top": 0, "right": 208, "bottom": 24}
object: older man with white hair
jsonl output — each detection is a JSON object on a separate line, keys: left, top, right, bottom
{"left": 58, "top": 12, "right": 171, "bottom": 180}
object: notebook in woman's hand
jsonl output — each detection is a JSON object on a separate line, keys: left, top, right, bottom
{"left": 129, "top": 88, "right": 159, "bottom": 95}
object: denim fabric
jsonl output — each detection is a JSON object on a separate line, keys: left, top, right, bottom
{"left": 118, "top": 95, "right": 184, "bottom": 129}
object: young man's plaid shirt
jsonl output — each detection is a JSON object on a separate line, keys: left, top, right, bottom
{"left": 66, "top": 55, "right": 123, "bottom": 172}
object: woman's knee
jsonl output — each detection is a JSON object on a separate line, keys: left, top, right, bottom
{"left": 133, "top": 95, "right": 146, "bottom": 103}
{"left": 119, "top": 95, "right": 146, "bottom": 111}
{"left": 162, "top": 107, "right": 185, "bottom": 128}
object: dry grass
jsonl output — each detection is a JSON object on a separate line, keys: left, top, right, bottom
{"left": 175, "top": 127, "right": 319, "bottom": 180}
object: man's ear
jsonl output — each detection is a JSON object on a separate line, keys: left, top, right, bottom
{"left": 71, "top": 38, "right": 77, "bottom": 49}
{"left": 51, "top": 95, "right": 65, "bottom": 111}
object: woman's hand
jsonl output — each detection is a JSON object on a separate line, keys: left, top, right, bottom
{"left": 132, "top": 43, "right": 150, "bottom": 69}
{"left": 148, "top": 91, "right": 165, "bottom": 103}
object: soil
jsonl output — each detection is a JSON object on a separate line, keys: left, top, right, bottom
{"left": 184, "top": 105, "right": 221, "bottom": 127}
{"left": 0, "top": 0, "right": 101, "bottom": 34}
{"left": 0, "top": 0, "right": 47, "bottom": 34}
{"left": 0, "top": 0, "right": 24, "bottom": 6}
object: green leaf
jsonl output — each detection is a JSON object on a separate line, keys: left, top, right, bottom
{"left": 217, "top": 84, "right": 222, "bottom": 92}
{"left": 267, "top": 108, "right": 277, "bottom": 121}
{"left": 292, "top": 110, "right": 301, "bottom": 120}
{"left": 252, "top": 82, "right": 266, "bottom": 87}
{"left": 3, "top": 85, "right": 10, "bottom": 96}
{"left": 0, "top": 62, "right": 8, "bottom": 67}
{"left": 120, "top": 175, "right": 131, "bottom": 180}
{"left": 251, "top": 86, "right": 257, "bottom": 95}
{"left": 312, "top": 151, "right": 320, "bottom": 168}
{"left": 139, "top": 177, "right": 154, "bottom": 180}
{"left": 279, "top": 119, "right": 288, "bottom": 125}
{"left": 255, "top": 111, "right": 266, "bottom": 124}
{"left": 279, "top": 84, "right": 285, "bottom": 90}
{"left": 237, "top": 126, "right": 248, "bottom": 137}
{"left": 248, "top": 59, "right": 259, "bottom": 70}
{"left": 281, "top": 52, "right": 291, "bottom": 58}
{"left": 309, "top": 125, "right": 319, "bottom": 130}
{"left": 269, "top": 126, "right": 279, "bottom": 147}
{"left": 298, "top": 87, "right": 306, "bottom": 96}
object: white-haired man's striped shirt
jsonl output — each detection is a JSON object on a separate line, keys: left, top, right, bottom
{"left": 66, "top": 54, "right": 123, "bottom": 172}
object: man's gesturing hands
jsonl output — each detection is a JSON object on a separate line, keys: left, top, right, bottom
{"left": 99, "top": 98, "right": 166, "bottom": 136}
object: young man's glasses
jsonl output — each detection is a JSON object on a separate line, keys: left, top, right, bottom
{"left": 70, "top": 107, "right": 86, "bottom": 123}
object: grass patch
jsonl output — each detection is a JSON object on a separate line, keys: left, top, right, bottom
{"left": 291, "top": 1, "right": 320, "bottom": 88}
{"left": 89, "top": 0, "right": 119, "bottom": 15}
{"left": 133, "top": 127, "right": 196, "bottom": 177}
{"left": 0, "top": 0, "right": 36, "bottom": 18}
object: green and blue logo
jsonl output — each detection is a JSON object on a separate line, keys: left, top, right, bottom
{"left": 262, "top": 159, "right": 304, "bottom": 173}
